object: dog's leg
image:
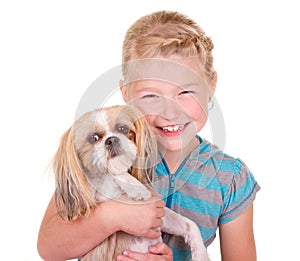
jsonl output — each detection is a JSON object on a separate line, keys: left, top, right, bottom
{"left": 113, "top": 173, "right": 151, "bottom": 200}
{"left": 162, "top": 208, "right": 210, "bottom": 261}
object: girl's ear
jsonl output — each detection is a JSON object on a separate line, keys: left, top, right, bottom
{"left": 210, "top": 71, "right": 217, "bottom": 94}
{"left": 120, "top": 80, "right": 130, "bottom": 103}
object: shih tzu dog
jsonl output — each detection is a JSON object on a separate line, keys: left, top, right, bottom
{"left": 52, "top": 105, "right": 209, "bottom": 260}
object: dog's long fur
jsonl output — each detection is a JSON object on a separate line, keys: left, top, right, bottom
{"left": 52, "top": 105, "right": 209, "bottom": 260}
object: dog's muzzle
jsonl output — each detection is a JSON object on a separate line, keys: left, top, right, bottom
{"left": 105, "top": 136, "right": 122, "bottom": 158}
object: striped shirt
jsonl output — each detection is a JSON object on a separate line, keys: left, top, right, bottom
{"left": 152, "top": 136, "right": 260, "bottom": 260}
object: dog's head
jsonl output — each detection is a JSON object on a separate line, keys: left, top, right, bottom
{"left": 53, "top": 105, "right": 157, "bottom": 220}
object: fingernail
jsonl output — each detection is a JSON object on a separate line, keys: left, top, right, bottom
{"left": 123, "top": 251, "right": 129, "bottom": 256}
{"left": 149, "top": 246, "right": 157, "bottom": 251}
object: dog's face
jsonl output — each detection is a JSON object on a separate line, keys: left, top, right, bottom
{"left": 53, "top": 105, "right": 157, "bottom": 220}
{"left": 73, "top": 105, "right": 139, "bottom": 177}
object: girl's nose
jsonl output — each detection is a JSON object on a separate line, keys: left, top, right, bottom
{"left": 160, "top": 97, "right": 182, "bottom": 121}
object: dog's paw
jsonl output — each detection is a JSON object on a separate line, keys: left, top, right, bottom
{"left": 191, "top": 249, "right": 210, "bottom": 261}
{"left": 127, "top": 185, "right": 151, "bottom": 200}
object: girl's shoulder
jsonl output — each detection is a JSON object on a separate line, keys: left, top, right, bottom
{"left": 186, "top": 139, "right": 256, "bottom": 190}
{"left": 194, "top": 138, "right": 260, "bottom": 224}
{"left": 192, "top": 137, "right": 257, "bottom": 186}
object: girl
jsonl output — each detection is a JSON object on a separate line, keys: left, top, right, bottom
{"left": 38, "top": 10, "right": 260, "bottom": 261}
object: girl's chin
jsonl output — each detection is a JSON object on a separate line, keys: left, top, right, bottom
{"left": 157, "top": 136, "right": 195, "bottom": 154}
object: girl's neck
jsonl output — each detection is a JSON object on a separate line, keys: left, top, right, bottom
{"left": 161, "top": 137, "right": 200, "bottom": 174}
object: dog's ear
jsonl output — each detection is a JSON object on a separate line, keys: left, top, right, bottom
{"left": 53, "top": 127, "right": 95, "bottom": 220}
{"left": 131, "top": 112, "right": 157, "bottom": 186}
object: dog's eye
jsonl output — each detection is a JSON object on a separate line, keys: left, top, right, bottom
{"left": 116, "top": 125, "right": 129, "bottom": 135}
{"left": 88, "top": 133, "right": 101, "bottom": 144}
{"left": 128, "top": 130, "right": 135, "bottom": 141}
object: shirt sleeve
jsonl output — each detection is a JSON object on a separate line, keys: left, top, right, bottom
{"left": 219, "top": 158, "right": 260, "bottom": 224}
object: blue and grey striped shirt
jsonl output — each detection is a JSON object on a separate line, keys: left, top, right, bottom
{"left": 153, "top": 136, "right": 260, "bottom": 260}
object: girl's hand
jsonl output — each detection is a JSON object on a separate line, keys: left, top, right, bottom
{"left": 111, "top": 193, "right": 166, "bottom": 239}
{"left": 116, "top": 242, "right": 173, "bottom": 261}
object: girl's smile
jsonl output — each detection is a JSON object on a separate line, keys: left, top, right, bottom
{"left": 160, "top": 123, "right": 187, "bottom": 133}
{"left": 156, "top": 122, "right": 189, "bottom": 137}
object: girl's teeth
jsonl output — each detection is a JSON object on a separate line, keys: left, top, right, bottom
{"left": 162, "top": 125, "right": 184, "bottom": 132}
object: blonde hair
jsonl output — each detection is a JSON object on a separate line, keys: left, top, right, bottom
{"left": 122, "top": 10, "right": 215, "bottom": 81}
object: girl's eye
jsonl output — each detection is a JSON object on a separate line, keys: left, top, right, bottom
{"left": 179, "top": 90, "right": 193, "bottom": 95}
{"left": 141, "top": 94, "right": 159, "bottom": 99}
{"left": 116, "top": 125, "right": 129, "bottom": 134}
{"left": 88, "top": 133, "right": 102, "bottom": 144}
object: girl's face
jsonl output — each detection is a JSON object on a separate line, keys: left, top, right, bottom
{"left": 121, "top": 56, "right": 216, "bottom": 154}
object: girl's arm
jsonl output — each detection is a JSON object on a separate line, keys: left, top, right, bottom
{"left": 37, "top": 194, "right": 165, "bottom": 261}
{"left": 219, "top": 204, "right": 257, "bottom": 261}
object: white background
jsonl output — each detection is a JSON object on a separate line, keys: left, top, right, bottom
{"left": 1, "top": 0, "right": 299, "bottom": 260}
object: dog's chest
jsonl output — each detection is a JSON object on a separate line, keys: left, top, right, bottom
{"left": 90, "top": 175, "right": 124, "bottom": 201}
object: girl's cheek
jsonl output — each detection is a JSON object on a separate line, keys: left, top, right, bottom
{"left": 145, "top": 115, "right": 156, "bottom": 126}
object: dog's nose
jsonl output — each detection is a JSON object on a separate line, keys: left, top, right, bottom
{"left": 105, "top": 136, "right": 120, "bottom": 147}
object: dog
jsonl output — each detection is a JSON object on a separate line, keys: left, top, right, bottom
{"left": 53, "top": 105, "right": 209, "bottom": 260}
